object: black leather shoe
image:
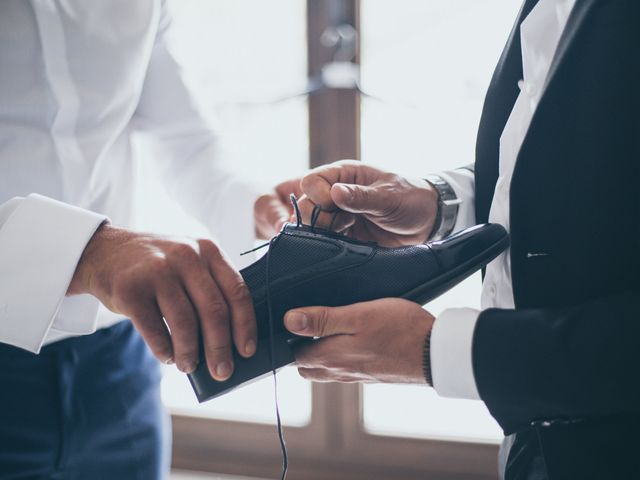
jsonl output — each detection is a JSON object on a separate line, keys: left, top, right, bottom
{"left": 189, "top": 221, "right": 509, "bottom": 402}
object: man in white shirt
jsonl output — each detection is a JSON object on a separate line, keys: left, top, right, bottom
{"left": 0, "top": 1, "right": 298, "bottom": 478}
{"left": 283, "top": 0, "right": 640, "bottom": 478}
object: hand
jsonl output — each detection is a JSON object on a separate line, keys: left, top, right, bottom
{"left": 254, "top": 177, "right": 303, "bottom": 239}
{"left": 284, "top": 298, "right": 434, "bottom": 384}
{"left": 297, "top": 160, "right": 439, "bottom": 247}
{"left": 67, "top": 223, "right": 257, "bottom": 380}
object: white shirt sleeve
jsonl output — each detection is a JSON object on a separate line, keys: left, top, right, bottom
{"left": 438, "top": 167, "right": 476, "bottom": 233}
{"left": 426, "top": 167, "right": 481, "bottom": 399}
{"left": 133, "top": 1, "right": 266, "bottom": 269}
{"left": 0, "top": 194, "right": 107, "bottom": 353}
{"left": 430, "top": 307, "right": 482, "bottom": 400}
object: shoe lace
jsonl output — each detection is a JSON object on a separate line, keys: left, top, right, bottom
{"left": 264, "top": 232, "right": 288, "bottom": 480}
{"left": 239, "top": 194, "right": 335, "bottom": 480}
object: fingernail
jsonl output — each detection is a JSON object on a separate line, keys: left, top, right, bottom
{"left": 216, "top": 361, "right": 232, "bottom": 380}
{"left": 245, "top": 339, "right": 256, "bottom": 356}
{"left": 182, "top": 360, "right": 198, "bottom": 374}
{"left": 164, "top": 357, "right": 174, "bottom": 365}
{"left": 286, "top": 311, "right": 308, "bottom": 332}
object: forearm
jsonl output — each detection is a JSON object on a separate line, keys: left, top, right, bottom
{"left": 473, "top": 288, "right": 640, "bottom": 434}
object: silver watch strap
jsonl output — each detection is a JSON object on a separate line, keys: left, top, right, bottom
{"left": 425, "top": 174, "right": 460, "bottom": 241}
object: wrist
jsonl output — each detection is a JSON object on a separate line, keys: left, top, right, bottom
{"left": 68, "top": 221, "right": 114, "bottom": 296}
{"left": 401, "top": 177, "right": 439, "bottom": 243}
{"left": 424, "top": 174, "right": 460, "bottom": 241}
{"left": 421, "top": 179, "right": 441, "bottom": 241}
{"left": 409, "top": 307, "right": 435, "bottom": 384}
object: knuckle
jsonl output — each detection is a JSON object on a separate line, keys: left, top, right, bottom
{"left": 227, "top": 281, "right": 251, "bottom": 304}
{"left": 200, "top": 239, "right": 222, "bottom": 260}
{"left": 172, "top": 242, "right": 198, "bottom": 262}
{"left": 314, "top": 309, "right": 331, "bottom": 337}
{"left": 385, "top": 173, "right": 402, "bottom": 184}
{"left": 175, "top": 351, "right": 198, "bottom": 364}
{"left": 130, "top": 305, "right": 157, "bottom": 324}
{"left": 300, "top": 175, "right": 313, "bottom": 192}
{"left": 354, "top": 187, "right": 368, "bottom": 204}
{"left": 316, "top": 356, "right": 332, "bottom": 370}
{"left": 206, "top": 300, "right": 230, "bottom": 321}
{"left": 337, "top": 159, "right": 358, "bottom": 168}
{"left": 148, "top": 257, "right": 170, "bottom": 277}
{"left": 173, "top": 311, "right": 198, "bottom": 329}
{"left": 205, "top": 343, "right": 231, "bottom": 360}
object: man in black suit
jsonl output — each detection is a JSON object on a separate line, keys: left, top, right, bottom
{"left": 279, "top": 0, "right": 640, "bottom": 478}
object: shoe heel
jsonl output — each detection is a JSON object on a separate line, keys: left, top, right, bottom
{"left": 188, "top": 332, "right": 297, "bottom": 403}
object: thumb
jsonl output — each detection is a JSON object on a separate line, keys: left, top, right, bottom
{"left": 284, "top": 306, "right": 356, "bottom": 338}
{"left": 331, "top": 183, "right": 390, "bottom": 216}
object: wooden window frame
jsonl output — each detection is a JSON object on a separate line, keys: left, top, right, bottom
{"left": 171, "top": 2, "right": 499, "bottom": 478}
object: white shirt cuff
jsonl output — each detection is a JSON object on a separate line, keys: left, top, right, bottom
{"left": 438, "top": 168, "right": 476, "bottom": 233}
{"left": 430, "top": 307, "right": 481, "bottom": 400}
{"left": 0, "top": 194, "right": 107, "bottom": 353}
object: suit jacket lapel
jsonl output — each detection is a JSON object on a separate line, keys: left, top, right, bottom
{"left": 474, "top": 0, "right": 539, "bottom": 223}
{"left": 543, "top": 0, "right": 601, "bottom": 91}
{"left": 515, "top": 0, "right": 602, "bottom": 170}
{"left": 494, "top": 0, "right": 539, "bottom": 84}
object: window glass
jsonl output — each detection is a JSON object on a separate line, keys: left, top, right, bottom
{"left": 360, "top": 0, "right": 521, "bottom": 442}
{"left": 136, "top": 0, "right": 311, "bottom": 427}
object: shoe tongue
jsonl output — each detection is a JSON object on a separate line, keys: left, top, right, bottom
{"left": 281, "top": 222, "right": 300, "bottom": 234}
{"left": 281, "top": 222, "right": 334, "bottom": 236}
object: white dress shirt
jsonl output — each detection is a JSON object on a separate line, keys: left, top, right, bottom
{"left": 431, "top": 0, "right": 578, "bottom": 399}
{"left": 0, "top": 0, "right": 261, "bottom": 353}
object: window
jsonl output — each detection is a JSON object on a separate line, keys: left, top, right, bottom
{"left": 359, "top": 1, "right": 520, "bottom": 445}
{"left": 136, "top": 2, "right": 524, "bottom": 478}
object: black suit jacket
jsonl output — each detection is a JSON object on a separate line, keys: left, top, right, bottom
{"left": 470, "top": 0, "right": 640, "bottom": 478}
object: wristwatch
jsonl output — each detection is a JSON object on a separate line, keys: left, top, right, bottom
{"left": 424, "top": 174, "right": 460, "bottom": 241}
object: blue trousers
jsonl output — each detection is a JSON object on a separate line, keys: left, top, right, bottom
{"left": 0, "top": 321, "right": 170, "bottom": 480}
